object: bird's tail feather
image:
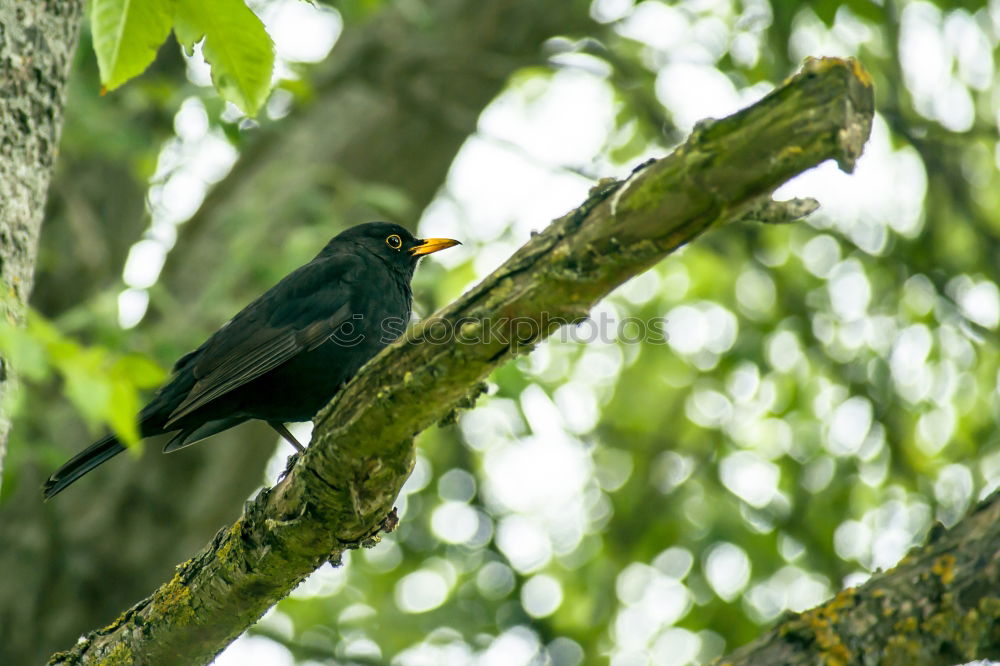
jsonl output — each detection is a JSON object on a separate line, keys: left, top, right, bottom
{"left": 42, "top": 434, "right": 126, "bottom": 500}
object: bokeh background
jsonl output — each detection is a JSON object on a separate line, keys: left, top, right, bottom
{"left": 2, "top": 0, "right": 1000, "bottom": 664}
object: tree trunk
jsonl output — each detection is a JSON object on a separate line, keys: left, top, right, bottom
{"left": 0, "top": 1, "right": 83, "bottom": 470}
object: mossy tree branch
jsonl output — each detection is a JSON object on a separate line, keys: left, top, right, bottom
{"left": 48, "top": 57, "right": 875, "bottom": 666}
{"left": 718, "top": 489, "right": 1000, "bottom": 665}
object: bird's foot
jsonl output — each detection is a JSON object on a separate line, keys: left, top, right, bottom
{"left": 278, "top": 451, "right": 301, "bottom": 481}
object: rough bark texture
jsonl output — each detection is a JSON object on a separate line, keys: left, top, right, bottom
{"left": 47, "top": 57, "right": 875, "bottom": 666}
{"left": 0, "top": 1, "right": 83, "bottom": 471}
{"left": 718, "top": 489, "right": 1000, "bottom": 665}
{"left": 0, "top": 2, "right": 595, "bottom": 664}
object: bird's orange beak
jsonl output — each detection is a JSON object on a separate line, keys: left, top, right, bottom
{"left": 411, "top": 238, "right": 461, "bottom": 255}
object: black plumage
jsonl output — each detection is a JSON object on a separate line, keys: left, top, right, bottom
{"left": 43, "top": 222, "right": 459, "bottom": 499}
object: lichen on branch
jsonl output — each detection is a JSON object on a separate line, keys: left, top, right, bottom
{"left": 717, "top": 489, "right": 1000, "bottom": 666}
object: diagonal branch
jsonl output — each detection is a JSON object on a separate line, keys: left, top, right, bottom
{"left": 5, "top": 4, "right": 600, "bottom": 663}
{"left": 47, "top": 57, "right": 875, "bottom": 666}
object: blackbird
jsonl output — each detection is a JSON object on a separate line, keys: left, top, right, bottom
{"left": 43, "top": 222, "right": 459, "bottom": 499}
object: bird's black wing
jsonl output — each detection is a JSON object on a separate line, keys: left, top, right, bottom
{"left": 164, "top": 253, "right": 363, "bottom": 427}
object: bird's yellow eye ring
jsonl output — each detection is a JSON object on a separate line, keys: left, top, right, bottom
{"left": 386, "top": 234, "right": 402, "bottom": 250}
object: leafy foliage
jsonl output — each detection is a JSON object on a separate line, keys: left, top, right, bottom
{"left": 88, "top": 0, "right": 273, "bottom": 114}
{"left": 0, "top": 312, "right": 165, "bottom": 447}
{"left": 89, "top": 0, "right": 174, "bottom": 92}
{"left": 173, "top": 0, "right": 275, "bottom": 116}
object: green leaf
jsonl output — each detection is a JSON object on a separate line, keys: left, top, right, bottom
{"left": 174, "top": 0, "right": 275, "bottom": 115}
{"left": 90, "top": 0, "right": 175, "bottom": 91}
{"left": 0, "top": 325, "right": 49, "bottom": 381}
{"left": 108, "top": 377, "right": 142, "bottom": 447}
{"left": 114, "top": 355, "right": 167, "bottom": 388}
{"left": 8, "top": 310, "right": 167, "bottom": 448}
{"left": 59, "top": 350, "right": 112, "bottom": 431}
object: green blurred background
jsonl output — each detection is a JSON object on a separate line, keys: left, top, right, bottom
{"left": 2, "top": 0, "right": 1000, "bottom": 664}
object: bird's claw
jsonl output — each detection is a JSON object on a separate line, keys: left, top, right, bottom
{"left": 278, "top": 452, "right": 301, "bottom": 480}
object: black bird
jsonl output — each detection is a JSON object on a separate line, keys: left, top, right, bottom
{"left": 43, "top": 222, "right": 460, "bottom": 499}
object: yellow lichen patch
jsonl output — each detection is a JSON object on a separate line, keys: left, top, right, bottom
{"left": 97, "top": 642, "right": 135, "bottom": 666}
{"left": 157, "top": 572, "right": 188, "bottom": 604}
{"left": 98, "top": 611, "right": 128, "bottom": 635}
{"left": 810, "top": 617, "right": 841, "bottom": 649}
{"left": 893, "top": 616, "right": 918, "bottom": 634}
{"left": 883, "top": 633, "right": 923, "bottom": 666}
{"left": 216, "top": 519, "right": 243, "bottom": 561}
{"left": 849, "top": 58, "right": 874, "bottom": 88}
{"left": 932, "top": 554, "right": 956, "bottom": 585}
{"left": 821, "top": 643, "right": 851, "bottom": 666}
{"left": 154, "top": 571, "right": 197, "bottom": 625}
{"left": 825, "top": 586, "right": 858, "bottom": 618}
{"left": 778, "top": 588, "right": 858, "bottom": 665}
{"left": 95, "top": 640, "right": 133, "bottom": 666}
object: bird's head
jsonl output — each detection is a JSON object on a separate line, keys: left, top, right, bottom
{"left": 331, "top": 221, "right": 461, "bottom": 274}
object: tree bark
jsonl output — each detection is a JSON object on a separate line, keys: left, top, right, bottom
{"left": 0, "top": 2, "right": 597, "bottom": 663}
{"left": 0, "top": 1, "right": 83, "bottom": 471}
{"left": 48, "top": 57, "right": 875, "bottom": 666}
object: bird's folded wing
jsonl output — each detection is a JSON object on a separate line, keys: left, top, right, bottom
{"left": 164, "top": 302, "right": 352, "bottom": 427}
